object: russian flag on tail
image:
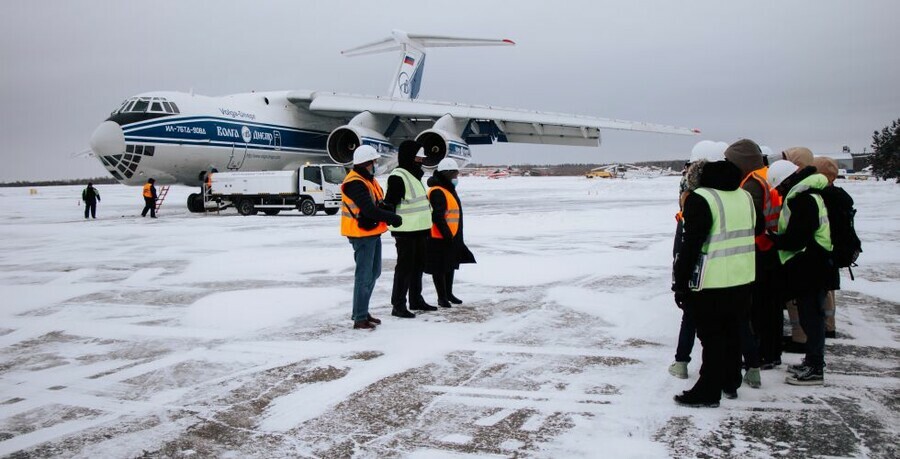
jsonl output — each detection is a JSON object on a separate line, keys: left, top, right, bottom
{"left": 403, "top": 55, "right": 415, "bottom": 66}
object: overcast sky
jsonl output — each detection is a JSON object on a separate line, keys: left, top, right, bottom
{"left": 1, "top": 0, "right": 898, "bottom": 181}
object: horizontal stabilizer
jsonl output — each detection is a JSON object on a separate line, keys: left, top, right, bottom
{"left": 341, "top": 29, "right": 514, "bottom": 57}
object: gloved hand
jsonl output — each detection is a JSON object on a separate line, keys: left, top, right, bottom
{"left": 390, "top": 215, "right": 402, "bottom": 227}
{"left": 674, "top": 290, "right": 690, "bottom": 309}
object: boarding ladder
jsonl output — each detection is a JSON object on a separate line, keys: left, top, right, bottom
{"left": 154, "top": 186, "right": 171, "bottom": 214}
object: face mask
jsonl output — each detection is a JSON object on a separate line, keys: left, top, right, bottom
{"left": 451, "top": 178, "right": 459, "bottom": 187}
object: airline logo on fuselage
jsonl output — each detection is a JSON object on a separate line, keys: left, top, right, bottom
{"left": 219, "top": 108, "right": 256, "bottom": 120}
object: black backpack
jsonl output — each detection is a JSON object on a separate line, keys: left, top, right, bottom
{"left": 807, "top": 186, "right": 862, "bottom": 276}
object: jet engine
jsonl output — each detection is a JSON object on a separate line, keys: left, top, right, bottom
{"left": 326, "top": 125, "right": 393, "bottom": 165}
{"left": 415, "top": 128, "right": 471, "bottom": 168}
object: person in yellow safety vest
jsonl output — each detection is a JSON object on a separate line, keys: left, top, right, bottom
{"left": 811, "top": 156, "right": 842, "bottom": 339}
{"left": 672, "top": 160, "right": 760, "bottom": 408}
{"left": 341, "top": 145, "right": 402, "bottom": 330}
{"left": 723, "top": 139, "right": 782, "bottom": 389}
{"left": 668, "top": 140, "right": 726, "bottom": 381}
{"left": 765, "top": 159, "right": 836, "bottom": 386}
{"left": 779, "top": 147, "right": 815, "bottom": 353}
{"left": 424, "top": 158, "right": 476, "bottom": 308}
{"left": 141, "top": 178, "right": 158, "bottom": 218}
{"left": 383, "top": 140, "right": 435, "bottom": 318}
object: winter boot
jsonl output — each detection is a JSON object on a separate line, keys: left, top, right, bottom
{"left": 668, "top": 361, "right": 688, "bottom": 379}
{"left": 673, "top": 391, "right": 719, "bottom": 408}
{"left": 743, "top": 368, "right": 761, "bottom": 389}
{"left": 409, "top": 300, "right": 437, "bottom": 311}
{"left": 366, "top": 314, "right": 382, "bottom": 325}
{"left": 391, "top": 306, "right": 416, "bottom": 319}
{"left": 433, "top": 273, "right": 452, "bottom": 308}
{"left": 722, "top": 389, "right": 738, "bottom": 400}
{"left": 353, "top": 320, "right": 376, "bottom": 330}
{"left": 446, "top": 271, "right": 462, "bottom": 304}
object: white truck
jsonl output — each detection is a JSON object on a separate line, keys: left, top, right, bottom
{"left": 207, "top": 164, "right": 347, "bottom": 216}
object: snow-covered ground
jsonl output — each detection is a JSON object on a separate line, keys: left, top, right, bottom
{"left": 0, "top": 176, "right": 897, "bottom": 458}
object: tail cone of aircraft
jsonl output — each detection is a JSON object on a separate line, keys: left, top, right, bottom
{"left": 90, "top": 121, "right": 125, "bottom": 158}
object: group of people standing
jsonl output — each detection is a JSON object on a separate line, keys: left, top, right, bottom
{"left": 670, "top": 139, "right": 851, "bottom": 408}
{"left": 340, "top": 141, "right": 475, "bottom": 330}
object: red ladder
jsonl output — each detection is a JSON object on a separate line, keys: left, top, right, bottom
{"left": 155, "top": 185, "right": 171, "bottom": 214}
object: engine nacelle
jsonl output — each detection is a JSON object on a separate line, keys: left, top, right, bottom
{"left": 326, "top": 125, "right": 396, "bottom": 165}
{"left": 415, "top": 129, "right": 472, "bottom": 169}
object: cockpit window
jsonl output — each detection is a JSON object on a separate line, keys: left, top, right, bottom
{"left": 113, "top": 96, "right": 179, "bottom": 115}
{"left": 132, "top": 99, "right": 150, "bottom": 112}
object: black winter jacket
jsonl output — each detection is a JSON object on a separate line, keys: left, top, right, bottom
{"left": 342, "top": 166, "right": 401, "bottom": 230}
{"left": 673, "top": 161, "right": 762, "bottom": 292}
{"left": 770, "top": 169, "right": 840, "bottom": 298}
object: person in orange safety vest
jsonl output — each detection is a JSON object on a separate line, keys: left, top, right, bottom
{"left": 141, "top": 178, "right": 158, "bottom": 218}
{"left": 341, "top": 145, "right": 402, "bottom": 330}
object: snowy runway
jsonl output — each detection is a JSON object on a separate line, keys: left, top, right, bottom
{"left": 1, "top": 176, "right": 898, "bottom": 457}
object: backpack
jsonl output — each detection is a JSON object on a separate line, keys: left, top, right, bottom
{"left": 807, "top": 186, "right": 862, "bottom": 276}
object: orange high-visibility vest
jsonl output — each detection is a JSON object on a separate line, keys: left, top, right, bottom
{"left": 740, "top": 167, "right": 781, "bottom": 232}
{"left": 428, "top": 186, "right": 460, "bottom": 239}
{"left": 340, "top": 170, "right": 388, "bottom": 237}
{"left": 142, "top": 183, "right": 153, "bottom": 198}
{"left": 740, "top": 166, "right": 782, "bottom": 250}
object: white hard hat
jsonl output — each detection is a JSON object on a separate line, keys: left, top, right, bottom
{"left": 415, "top": 147, "right": 426, "bottom": 158}
{"left": 689, "top": 140, "right": 726, "bottom": 163}
{"left": 759, "top": 145, "right": 774, "bottom": 157}
{"left": 436, "top": 158, "right": 459, "bottom": 172}
{"left": 352, "top": 145, "right": 380, "bottom": 165}
{"left": 767, "top": 160, "right": 799, "bottom": 189}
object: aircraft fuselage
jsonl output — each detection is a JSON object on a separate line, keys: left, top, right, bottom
{"left": 90, "top": 90, "right": 344, "bottom": 186}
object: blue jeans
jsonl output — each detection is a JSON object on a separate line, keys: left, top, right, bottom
{"left": 349, "top": 236, "right": 382, "bottom": 322}
{"left": 675, "top": 302, "right": 696, "bottom": 363}
{"left": 797, "top": 289, "right": 827, "bottom": 369}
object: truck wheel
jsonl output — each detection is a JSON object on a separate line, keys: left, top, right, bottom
{"left": 187, "top": 193, "right": 203, "bottom": 213}
{"left": 237, "top": 199, "right": 255, "bottom": 216}
{"left": 263, "top": 209, "right": 281, "bottom": 216}
{"left": 299, "top": 198, "right": 317, "bottom": 216}
{"left": 324, "top": 208, "right": 339, "bottom": 216}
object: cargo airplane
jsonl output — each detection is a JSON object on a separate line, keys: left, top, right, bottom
{"left": 88, "top": 30, "right": 698, "bottom": 212}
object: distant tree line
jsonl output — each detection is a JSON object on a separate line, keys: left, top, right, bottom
{"left": 0, "top": 176, "right": 118, "bottom": 188}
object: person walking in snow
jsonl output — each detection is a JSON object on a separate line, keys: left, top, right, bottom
{"left": 141, "top": 178, "right": 158, "bottom": 218}
{"left": 82, "top": 182, "right": 100, "bottom": 219}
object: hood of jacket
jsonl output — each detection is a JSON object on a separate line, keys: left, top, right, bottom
{"left": 775, "top": 165, "right": 817, "bottom": 197}
{"left": 783, "top": 147, "right": 814, "bottom": 168}
{"left": 697, "top": 160, "right": 743, "bottom": 191}
{"left": 724, "top": 139, "right": 764, "bottom": 178}
{"left": 397, "top": 141, "right": 424, "bottom": 179}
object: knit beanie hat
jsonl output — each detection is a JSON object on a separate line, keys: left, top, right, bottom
{"left": 812, "top": 156, "right": 839, "bottom": 184}
{"left": 783, "top": 147, "right": 814, "bottom": 168}
{"left": 723, "top": 139, "right": 764, "bottom": 177}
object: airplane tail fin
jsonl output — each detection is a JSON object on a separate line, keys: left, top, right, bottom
{"left": 341, "top": 30, "right": 514, "bottom": 100}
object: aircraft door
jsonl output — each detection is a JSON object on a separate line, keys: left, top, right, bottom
{"left": 227, "top": 144, "right": 247, "bottom": 170}
{"left": 301, "top": 166, "right": 322, "bottom": 193}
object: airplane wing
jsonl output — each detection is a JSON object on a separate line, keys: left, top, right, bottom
{"left": 287, "top": 91, "right": 698, "bottom": 147}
